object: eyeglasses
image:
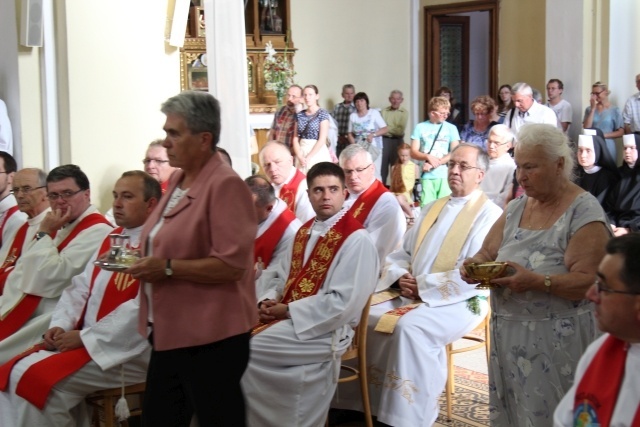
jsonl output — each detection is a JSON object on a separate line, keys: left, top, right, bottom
{"left": 12, "top": 185, "right": 45, "bottom": 195}
{"left": 594, "top": 279, "right": 640, "bottom": 296}
{"left": 487, "top": 139, "right": 510, "bottom": 147}
{"left": 47, "top": 189, "right": 84, "bottom": 201}
{"left": 473, "top": 111, "right": 489, "bottom": 117}
{"left": 431, "top": 111, "right": 450, "bottom": 117}
{"left": 142, "top": 158, "right": 170, "bottom": 165}
{"left": 447, "top": 161, "right": 481, "bottom": 171}
{"left": 590, "top": 91, "right": 604, "bottom": 96}
{"left": 343, "top": 164, "right": 373, "bottom": 176}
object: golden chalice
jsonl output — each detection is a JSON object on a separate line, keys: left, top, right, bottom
{"left": 464, "top": 262, "right": 508, "bottom": 290}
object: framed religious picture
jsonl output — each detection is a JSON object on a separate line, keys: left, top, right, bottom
{"left": 190, "top": 6, "right": 206, "bottom": 38}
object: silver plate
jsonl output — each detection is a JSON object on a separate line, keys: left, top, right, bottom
{"left": 93, "top": 260, "right": 129, "bottom": 272}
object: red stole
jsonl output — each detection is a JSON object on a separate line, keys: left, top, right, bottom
{"left": 160, "top": 180, "right": 169, "bottom": 194}
{"left": 0, "top": 222, "right": 29, "bottom": 295}
{"left": 252, "top": 214, "right": 363, "bottom": 336}
{"left": 254, "top": 207, "right": 297, "bottom": 268}
{"left": 0, "top": 205, "right": 19, "bottom": 247}
{"left": 0, "top": 213, "right": 112, "bottom": 341}
{"left": 573, "top": 335, "right": 640, "bottom": 426}
{"left": 279, "top": 169, "right": 306, "bottom": 213}
{"left": 347, "top": 180, "right": 388, "bottom": 225}
{"left": 0, "top": 227, "right": 141, "bottom": 409}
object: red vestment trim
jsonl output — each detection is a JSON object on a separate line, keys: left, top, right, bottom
{"left": 347, "top": 180, "right": 388, "bottom": 225}
{"left": 0, "top": 205, "right": 19, "bottom": 247}
{"left": 573, "top": 335, "right": 640, "bottom": 426}
{"left": 15, "top": 227, "right": 141, "bottom": 409}
{"left": 279, "top": 169, "right": 306, "bottom": 213}
{"left": 0, "top": 222, "right": 29, "bottom": 294}
{"left": 0, "top": 213, "right": 112, "bottom": 340}
{"left": 254, "top": 207, "right": 297, "bottom": 268}
{"left": 251, "top": 214, "right": 362, "bottom": 336}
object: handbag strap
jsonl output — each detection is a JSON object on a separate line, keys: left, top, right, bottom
{"left": 422, "top": 122, "right": 444, "bottom": 155}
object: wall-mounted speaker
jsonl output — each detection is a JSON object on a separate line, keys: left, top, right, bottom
{"left": 20, "top": 0, "right": 44, "bottom": 47}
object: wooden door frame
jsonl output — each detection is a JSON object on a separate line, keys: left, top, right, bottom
{"left": 425, "top": 1, "right": 498, "bottom": 113}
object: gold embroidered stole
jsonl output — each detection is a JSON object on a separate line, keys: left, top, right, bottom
{"left": 374, "top": 191, "right": 488, "bottom": 333}
{"left": 252, "top": 215, "right": 362, "bottom": 336}
{"left": 279, "top": 169, "right": 306, "bottom": 213}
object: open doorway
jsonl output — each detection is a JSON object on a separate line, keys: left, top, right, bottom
{"left": 424, "top": 1, "right": 498, "bottom": 121}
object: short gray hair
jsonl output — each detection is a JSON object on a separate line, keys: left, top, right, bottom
{"left": 516, "top": 124, "right": 574, "bottom": 181}
{"left": 488, "top": 124, "right": 515, "bottom": 144}
{"left": 339, "top": 144, "right": 373, "bottom": 165}
{"left": 161, "top": 91, "right": 221, "bottom": 150}
{"left": 511, "top": 82, "right": 533, "bottom": 96}
{"left": 451, "top": 143, "right": 490, "bottom": 172}
{"left": 389, "top": 89, "right": 403, "bottom": 98}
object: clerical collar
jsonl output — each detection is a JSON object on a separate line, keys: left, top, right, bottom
{"left": 583, "top": 165, "right": 602, "bottom": 174}
{"left": 309, "top": 207, "right": 348, "bottom": 236}
{"left": 450, "top": 190, "right": 480, "bottom": 203}
{"left": 348, "top": 179, "right": 376, "bottom": 198}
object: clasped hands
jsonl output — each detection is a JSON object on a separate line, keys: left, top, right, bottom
{"left": 258, "top": 299, "right": 289, "bottom": 323}
{"left": 43, "top": 327, "right": 83, "bottom": 352}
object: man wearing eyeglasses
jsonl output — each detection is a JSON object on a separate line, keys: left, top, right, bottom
{"left": 142, "top": 139, "right": 177, "bottom": 194}
{"left": 334, "top": 144, "right": 501, "bottom": 426}
{"left": 0, "top": 164, "right": 112, "bottom": 364}
{"left": 506, "top": 82, "right": 558, "bottom": 136}
{"left": 554, "top": 234, "right": 640, "bottom": 427}
{"left": 339, "top": 144, "right": 405, "bottom": 266}
{"left": 0, "top": 152, "right": 27, "bottom": 249}
{"left": 480, "top": 124, "right": 516, "bottom": 208}
{"left": 0, "top": 168, "right": 49, "bottom": 294}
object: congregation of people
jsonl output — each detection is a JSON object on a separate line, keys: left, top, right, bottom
{"left": 0, "top": 73, "right": 638, "bottom": 427}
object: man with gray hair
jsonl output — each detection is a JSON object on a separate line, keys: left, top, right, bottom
{"left": 506, "top": 82, "right": 558, "bottom": 135}
{"left": 380, "top": 90, "right": 409, "bottom": 185}
{"left": 480, "top": 124, "right": 516, "bottom": 207}
{"left": 339, "top": 144, "right": 405, "bottom": 265}
{"left": 334, "top": 144, "right": 502, "bottom": 426}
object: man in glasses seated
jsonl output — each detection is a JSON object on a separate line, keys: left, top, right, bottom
{"left": 0, "top": 164, "right": 112, "bottom": 364}
{"left": 339, "top": 144, "right": 405, "bottom": 267}
{"left": 0, "top": 168, "right": 50, "bottom": 295}
{"left": 554, "top": 234, "right": 640, "bottom": 426}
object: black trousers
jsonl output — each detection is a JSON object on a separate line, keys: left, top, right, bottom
{"left": 142, "top": 331, "right": 251, "bottom": 427}
{"left": 380, "top": 136, "right": 403, "bottom": 185}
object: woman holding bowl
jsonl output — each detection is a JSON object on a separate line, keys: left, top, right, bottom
{"left": 462, "top": 123, "right": 611, "bottom": 426}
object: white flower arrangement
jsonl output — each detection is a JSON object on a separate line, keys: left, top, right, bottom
{"left": 263, "top": 41, "right": 295, "bottom": 105}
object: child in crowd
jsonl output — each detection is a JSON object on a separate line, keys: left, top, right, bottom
{"left": 390, "top": 143, "right": 420, "bottom": 225}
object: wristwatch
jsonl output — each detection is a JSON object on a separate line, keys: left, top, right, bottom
{"left": 544, "top": 275, "right": 551, "bottom": 293}
{"left": 165, "top": 259, "right": 173, "bottom": 277}
{"left": 35, "top": 231, "right": 49, "bottom": 241}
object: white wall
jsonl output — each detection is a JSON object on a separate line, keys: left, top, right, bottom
{"left": 608, "top": 1, "right": 640, "bottom": 112}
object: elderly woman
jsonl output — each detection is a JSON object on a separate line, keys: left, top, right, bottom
{"left": 462, "top": 123, "right": 612, "bottom": 426}
{"left": 292, "top": 84, "right": 332, "bottom": 173}
{"left": 128, "top": 91, "right": 257, "bottom": 426}
{"left": 582, "top": 82, "right": 624, "bottom": 159}
{"left": 459, "top": 95, "right": 498, "bottom": 150}
{"left": 347, "top": 91, "right": 388, "bottom": 181}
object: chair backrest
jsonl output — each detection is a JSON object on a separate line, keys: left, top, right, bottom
{"left": 341, "top": 294, "right": 372, "bottom": 362}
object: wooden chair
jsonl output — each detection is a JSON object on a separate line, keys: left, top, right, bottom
{"left": 86, "top": 382, "right": 146, "bottom": 427}
{"left": 330, "top": 295, "right": 373, "bottom": 427}
{"left": 444, "top": 306, "right": 491, "bottom": 421}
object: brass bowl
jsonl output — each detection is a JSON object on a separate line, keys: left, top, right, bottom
{"left": 464, "top": 262, "right": 509, "bottom": 289}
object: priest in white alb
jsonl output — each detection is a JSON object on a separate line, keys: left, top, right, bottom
{"left": 0, "top": 171, "right": 160, "bottom": 426}
{"left": 243, "top": 162, "right": 379, "bottom": 427}
{"left": 333, "top": 144, "right": 502, "bottom": 426}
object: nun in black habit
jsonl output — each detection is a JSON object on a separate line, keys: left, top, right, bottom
{"left": 576, "top": 132, "right": 619, "bottom": 206}
{"left": 605, "top": 133, "right": 640, "bottom": 235}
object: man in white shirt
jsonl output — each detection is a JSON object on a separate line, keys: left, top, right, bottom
{"left": 623, "top": 73, "right": 640, "bottom": 134}
{"left": 546, "top": 79, "right": 573, "bottom": 133}
{"left": 0, "top": 170, "right": 161, "bottom": 427}
{"left": 0, "top": 168, "right": 50, "bottom": 293}
{"left": 245, "top": 174, "right": 301, "bottom": 285}
{"left": 0, "top": 165, "right": 113, "bottom": 364}
{"left": 554, "top": 234, "right": 640, "bottom": 427}
{"left": 339, "top": 144, "right": 405, "bottom": 266}
{"left": 260, "top": 141, "right": 315, "bottom": 222}
{"left": 506, "top": 82, "right": 559, "bottom": 136}
{"left": 480, "top": 124, "right": 516, "bottom": 207}
{"left": 0, "top": 152, "right": 27, "bottom": 248}
{"left": 244, "top": 162, "right": 379, "bottom": 427}
{"left": 334, "top": 144, "right": 502, "bottom": 427}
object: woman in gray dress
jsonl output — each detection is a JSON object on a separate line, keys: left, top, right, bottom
{"left": 462, "top": 123, "right": 612, "bottom": 426}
